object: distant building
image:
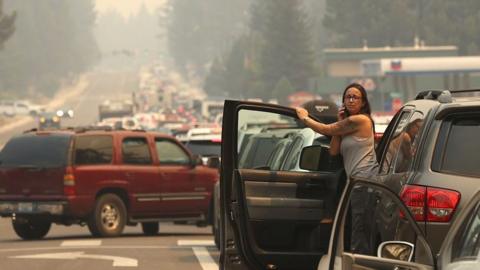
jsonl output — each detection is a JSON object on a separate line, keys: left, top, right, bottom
{"left": 317, "top": 44, "right": 480, "bottom": 111}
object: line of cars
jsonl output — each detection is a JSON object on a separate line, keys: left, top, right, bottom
{"left": 218, "top": 90, "right": 480, "bottom": 269}
{"left": 0, "top": 100, "right": 45, "bottom": 117}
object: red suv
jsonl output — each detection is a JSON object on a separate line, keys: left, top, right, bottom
{"left": 0, "top": 128, "right": 219, "bottom": 239}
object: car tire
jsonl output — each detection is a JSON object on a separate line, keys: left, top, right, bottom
{"left": 12, "top": 217, "right": 51, "bottom": 240}
{"left": 88, "top": 194, "right": 127, "bottom": 237}
{"left": 141, "top": 222, "right": 159, "bottom": 235}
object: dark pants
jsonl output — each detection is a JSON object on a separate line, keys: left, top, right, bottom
{"left": 349, "top": 186, "right": 376, "bottom": 255}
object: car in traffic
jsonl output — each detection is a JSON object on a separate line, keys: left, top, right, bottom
{"left": 98, "top": 99, "right": 134, "bottom": 121}
{"left": 218, "top": 92, "right": 480, "bottom": 269}
{"left": 0, "top": 100, "right": 45, "bottom": 117}
{"left": 0, "top": 128, "right": 220, "bottom": 240}
{"left": 37, "top": 112, "right": 62, "bottom": 130}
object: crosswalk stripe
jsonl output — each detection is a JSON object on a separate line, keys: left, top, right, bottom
{"left": 61, "top": 240, "right": 102, "bottom": 247}
{"left": 193, "top": 247, "right": 218, "bottom": 270}
{"left": 177, "top": 240, "right": 215, "bottom": 246}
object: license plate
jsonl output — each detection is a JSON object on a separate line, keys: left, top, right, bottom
{"left": 18, "top": 203, "right": 33, "bottom": 212}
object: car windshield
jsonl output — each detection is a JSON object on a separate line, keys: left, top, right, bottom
{"left": 0, "top": 134, "right": 71, "bottom": 167}
{"left": 184, "top": 140, "right": 221, "bottom": 156}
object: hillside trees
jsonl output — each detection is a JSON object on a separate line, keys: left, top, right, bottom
{"left": 0, "top": 0, "right": 15, "bottom": 49}
{"left": 0, "top": 0, "right": 99, "bottom": 97}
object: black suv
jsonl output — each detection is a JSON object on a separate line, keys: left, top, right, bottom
{"left": 219, "top": 91, "right": 480, "bottom": 269}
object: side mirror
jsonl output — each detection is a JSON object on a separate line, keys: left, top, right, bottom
{"left": 191, "top": 154, "right": 203, "bottom": 167}
{"left": 299, "top": 145, "right": 330, "bottom": 171}
{"left": 206, "top": 156, "right": 221, "bottom": 169}
{"left": 377, "top": 241, "right": 414, "bottom": 262}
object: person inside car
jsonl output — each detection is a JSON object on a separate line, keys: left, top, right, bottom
{"left": 296, "top": 83, "right": 379, "bottom": 255}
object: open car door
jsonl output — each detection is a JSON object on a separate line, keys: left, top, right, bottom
{"left": 319, "top": 178, "right": 436, "bottom": 270}
{"left": 220, "top": 100, "right": 345, "bottom": 270}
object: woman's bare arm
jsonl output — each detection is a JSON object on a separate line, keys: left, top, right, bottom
{"left": 303, "top": 115, "right": 365, "bottom": 136}
{"left": 329, "top": 135, "right": 341, "bottom": 156}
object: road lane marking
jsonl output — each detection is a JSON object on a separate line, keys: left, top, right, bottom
{"left": 177, "top": 240, "right": 215, "bottom": 246}
{"left": 0, "top": 245, "right": 218, "bottom": 253}
{"left": 61, "top": 240, "right": 102, "bottom": 247}
{"left": 10, "top": 252, "right": 138, "bottom": 267}
{"left": 193, "top": 247, "right": 218, "bottom": 270}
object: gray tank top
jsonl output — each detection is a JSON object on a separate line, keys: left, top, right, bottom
{"left": 340, "top": 134, "right": 379, "bottom": 178}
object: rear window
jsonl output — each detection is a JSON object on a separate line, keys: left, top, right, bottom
{"left": 440, "top": 117, "right": 480, "bottom": 177}
{"left": 0, "top": 134, "right": 70, "bottom": 167}
{"left": 184, "top": 140, "right": 221, "bottom": 157}
{"left": 74, "top": 135, "right": 113, "bottom": 165}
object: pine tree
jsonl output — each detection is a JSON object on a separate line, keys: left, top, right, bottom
{"left": 204, "top": 57, "right": 227, "bottom": 97}
{"left": 166, "top": 0, "right": 250, "bottom": 77}
{"left": 0, "top": 1, "right": 99, "bottom": 97}
{"left": 323, "top": 0, "right": 417, "bottom": 48}
{"left": 260, "top": 0, "right": 317, "bottom": 97}
{"left": 0, "top": 0, "right": 15, "bottom": 49}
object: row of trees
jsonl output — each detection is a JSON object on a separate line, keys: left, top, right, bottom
{"left": 323, "top": 0, "right": 480, "bottom": 55}
{"left": 0, "top": 0, "right": 15, "bottom": 50}
{"left": 0, "top": 0, "right": 99, "bottom": 98}
{"left": 166, "top": 0, "right": 250, "bottom": 78}
{"left": 95, "top": 4, "right": 161, "bottom": 63}
{"left": 166, "top": 0, "right": 480, "bottom": 104}
{"left": 204, "top": 0, "right": 317, "bottom": 104}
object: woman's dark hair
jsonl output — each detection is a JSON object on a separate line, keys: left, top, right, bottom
{"left": 342, "top": 83, "right": 372, "bottom": 117}
{"left": 342, "top": 83, "right": 375, "bottom": 132}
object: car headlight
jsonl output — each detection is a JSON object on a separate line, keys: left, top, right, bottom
{"left": 40, "top": 117, "right": 46, "bottom": 123}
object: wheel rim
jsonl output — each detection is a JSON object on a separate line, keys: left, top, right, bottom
{"left": 100, "top": 203, "right": 120, "bottom": 231}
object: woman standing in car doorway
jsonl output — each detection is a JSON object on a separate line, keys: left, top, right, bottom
{"left": 296, "top": 83, "right": 379, "bottom": 255}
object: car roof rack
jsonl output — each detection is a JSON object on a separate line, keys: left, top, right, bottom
{"left": 23, "top": 128, "right": 38, "bottom": 133}
{"left": 415, "top": 90, "right": 453, "bottom": 103}
{"left": 416, "top": 89, "right": 480, "bottom": 101}
{"left": 73, "top": 126, "right": 146, "bottom": 133}
{"left": 74, "top": 126, "right": 113, "bottom": 133}
{"left": 415, "top": 90, "right": 446, "bottom": 100}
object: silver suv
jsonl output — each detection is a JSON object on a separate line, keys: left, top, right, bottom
{"left": 219, "top": 90, "right": 480, "bottom": 269}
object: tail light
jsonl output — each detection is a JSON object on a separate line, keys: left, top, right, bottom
{"left": 63, "top": 166, "right": 76, "bottom": 196}
{"left": 400, "top": 185, "right": 460, "bottom": 222}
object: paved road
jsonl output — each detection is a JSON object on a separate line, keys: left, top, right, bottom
{"left": 0, "top": 71, "right": 220, "bottom": 269}
{"left": 0, "top": 71, "right": 139, "bottom": 147}
{"left": 0, "top": 218, "right": 219, "bottom": 270}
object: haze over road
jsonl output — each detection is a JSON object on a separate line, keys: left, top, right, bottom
{"left": 0, "top": 71, "right": 138, "bottom": 147}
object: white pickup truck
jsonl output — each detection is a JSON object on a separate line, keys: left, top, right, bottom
{"left": 0, "top": 100, "right": 45, "bottom": 117}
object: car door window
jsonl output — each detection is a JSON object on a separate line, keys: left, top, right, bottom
{"left": 341, "top": 181, "right": 434, "bottom": 266}
{"left": 122, "top": 137, "right": 152, "bottom": 165}
{"left": 439, "top": 116, "right": 480, "bottom": 177}
{"left": 74, "top": 135, "right": 113, "bottom": 165}
{"left": 265, "top": 137, "right": 294, "bottom": 170}
{"left": 155, "top": 138, "right": 190, "bottom": 165}
{"left": 392, "top": 112, "right": 425, "bottom": 174}
{"left": 451, "top": 203, "right": 480, "bottom": 262}
{"left": 237, "top": 109, "right": 298, "bottom": 170}
{"left": 379, "top": 111, "right": 411, "bottom": 174}
{"left": 281, "top": 136, "right": 304, "bottom": 171}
